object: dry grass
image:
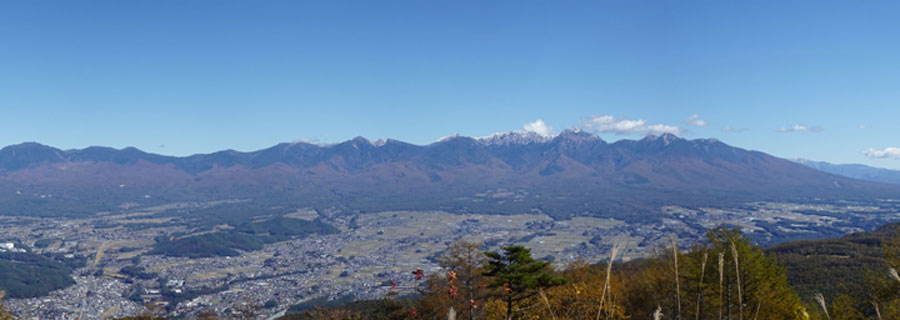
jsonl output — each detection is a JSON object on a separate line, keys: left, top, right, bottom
{"left": 731, "top": 241, "right": 743, "bottom": 320}
{"left": 718, "top": 252, "right": 724, "bottom": 320}
{"left": 815, "top": 293, "right": 830, "bottom": 320}
{"left": 597, "top": 243, "right": 620, "bottom": 320}
{"left": 889, "top": 268, "right": 900, "bottom": 283}
{"left": 697, "top": 251, "right": 708, "bottom": 320}
{"left": 673, "top": 238, "right": 682, "bottom": 319}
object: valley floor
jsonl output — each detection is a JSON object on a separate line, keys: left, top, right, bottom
{"left": 2, "top": 198, "right": 899, "bottom": 319}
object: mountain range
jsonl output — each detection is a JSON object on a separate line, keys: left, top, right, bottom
{"left": 794, "top": 158, "right": 900, "bottom": 185}
{"left": 1, "top": 130, "right": 897, "bottom": 221}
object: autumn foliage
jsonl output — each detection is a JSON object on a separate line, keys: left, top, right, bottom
{"left": 408, "top": 227, "right": 811, "bottom": 320}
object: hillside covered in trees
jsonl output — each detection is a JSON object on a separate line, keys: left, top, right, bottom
{"left": 766, "top": 222, "right": 900, "bottom": 300}
{"left": 0, "top": 252, "right": 79, "bottom": 299}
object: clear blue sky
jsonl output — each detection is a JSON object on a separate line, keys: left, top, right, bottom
{"left": 2, "top": 1, "right": 899, "bottom": 168}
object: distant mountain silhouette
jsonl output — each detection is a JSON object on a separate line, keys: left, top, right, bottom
{"left": 1, "top": 131, "right": 897, "bottom": 221}
{"left": 794, "top": 158, "right": 900, "bottom": 185}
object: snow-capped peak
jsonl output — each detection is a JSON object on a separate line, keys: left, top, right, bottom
{"left": 477, "top": 130, "right": 553, "bottom": 146}
{"left": 437, "top": 133, "right": 464, "bottom": 142}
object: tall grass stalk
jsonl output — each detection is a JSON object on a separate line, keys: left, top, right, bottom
{"left": 873, "top": 300, "right": 882, "bottom": 320}
{"left": 718, "top": 252, "right": 724, "bottom": 320}
{"left": 814, "top": 293, "right": 830, "bottom": 320}
{"left": 731, "top": 241, "right": 743, "bottom": 320}
{"left": 696, "top": 252, "right": 708, "bottom": 320}
{"left": 597, "top": 243, "right": 620, "bottom": 320}
{"left": 539, "top": 289, "right": 556, "bottom": 320}
{"left": 889, "top": 268, "right": 900, "bottom": 283}
{"left": 448, "top": 306, "right": 457, "bottom": 320}
{"left": 672, "top": 238, "right": 681, "bottom": 320}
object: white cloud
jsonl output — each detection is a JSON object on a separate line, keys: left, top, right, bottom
{"left": 721, "top": 126, "right": 748, "bottom": 133}
{"left": 522, "top": 119, "right": 555, "bottom": 137}
{"left": 777, "top": 124, "right": 823, "bottom": 133}
{"left": 581, "top": 115, "right": 682, "bottom": 136}
{"left": 859, "top": 124, "right": 867, "bottom": 129}
{"left": 684, "top": 114, "right": 708, "bottom": 127}
{"left": 862, "top": 147, "right": 900, "bottom": 159}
